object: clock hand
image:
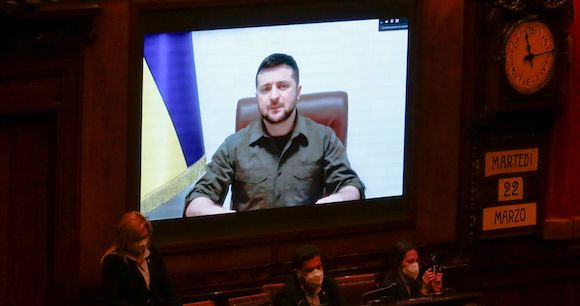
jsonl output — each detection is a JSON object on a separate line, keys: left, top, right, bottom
{"left": 524, "top": 49, "right": 555, "bottom": 67}
{"left": 530, "top": 49, "right": 555, "bottom": 57}
{"left": 525, "top": 32, "right": 532, "bottom": 55}
{"left": 524, "top": 32, "right": 533, "bottom": 67}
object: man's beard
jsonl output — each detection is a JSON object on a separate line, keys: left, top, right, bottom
{"left": 262, "top": 106, "right": 295, "bottom": 124}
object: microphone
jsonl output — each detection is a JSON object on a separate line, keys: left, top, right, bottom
{"left": 360, "top": 282, "right": 397, "bottom": 306}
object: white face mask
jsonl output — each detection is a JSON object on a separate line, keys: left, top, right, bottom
{"left": 302, "top": 268, "right": 324, "bottom": 288}
{"left": 403, "top": 262, "right": 420, "bottom": 280}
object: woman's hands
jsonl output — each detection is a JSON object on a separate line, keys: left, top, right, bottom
{"left": 421, "top": 268, "right": 443, "bottom": 295}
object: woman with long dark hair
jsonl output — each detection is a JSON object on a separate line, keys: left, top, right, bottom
{"left": 382, "top": 241, "right": 442, "bottom": 300}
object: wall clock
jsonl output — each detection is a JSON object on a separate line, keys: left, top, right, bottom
{"left": 503, "top": 18, "right": 557, "bottom": 95}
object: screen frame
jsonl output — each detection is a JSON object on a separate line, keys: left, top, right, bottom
{"left": 128, "top": 0, "right": 419, "bottom": 247}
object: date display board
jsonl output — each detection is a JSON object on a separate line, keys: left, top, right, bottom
{"left": 481, "top": 148, "right": 541, "bottom": 234}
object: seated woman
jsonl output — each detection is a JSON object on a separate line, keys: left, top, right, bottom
{"left": 381, "top": 241, "right": 442, "bottom": 301}
{"left": 101, "top": 211, "right": 181, "bottom": 306}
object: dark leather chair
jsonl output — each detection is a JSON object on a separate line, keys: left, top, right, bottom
{"left": 335, "top": 273, "right": 379, "bottom": 306}
{"left": 236, "top": 91, "right": 348, "bottom": 146}
{"left": 262, "top": 282, "right": 285, "bottom": 300}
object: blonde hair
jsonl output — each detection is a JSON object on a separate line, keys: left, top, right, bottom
{"left": 101, "top": 211, "right": 152, "bottom": 263}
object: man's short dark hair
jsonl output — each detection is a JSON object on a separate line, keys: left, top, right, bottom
{"left": 292, "top": 244, "right": 320, "bottom": 269}
{"left": 255, "top": 53, "right": 300, "bottom": 87}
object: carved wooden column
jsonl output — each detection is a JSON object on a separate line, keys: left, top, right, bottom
{"left": 0, "top": 2, "right": 99, "bottom": 306}
{"left": 544, "top": 0, "right": 580, "bottom": 239}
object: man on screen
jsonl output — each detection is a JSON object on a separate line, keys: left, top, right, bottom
{"left": 184, "top": 53, "right": 364, "bottom": 217}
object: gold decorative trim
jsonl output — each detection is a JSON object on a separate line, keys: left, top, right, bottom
{"left": 140, "top": 156, "right": 206, "bottom": 214}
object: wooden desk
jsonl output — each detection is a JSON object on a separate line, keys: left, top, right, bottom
{"left": 367, "top": 292, "right": 483, "bottom": 306}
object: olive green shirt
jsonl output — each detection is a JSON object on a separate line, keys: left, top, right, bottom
{"left": 186, "top": 114, "right": 365, "bottom": 211}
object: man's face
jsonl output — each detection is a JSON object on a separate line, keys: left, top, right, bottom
{"left": 256, "top": 64, "right": 301, "bottom": 124}
{"left": 298, "top": 255, "right": 323, "bottom": 278}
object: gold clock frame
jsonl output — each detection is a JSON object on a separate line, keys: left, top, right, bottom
{"left": 503, "top": 17, "right": 557, "bottom": 95}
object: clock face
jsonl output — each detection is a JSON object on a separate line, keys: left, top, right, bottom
{"left": 504, "top": 20, "right": 556, "bottom": 95}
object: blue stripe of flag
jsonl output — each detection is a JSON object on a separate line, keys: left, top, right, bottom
{"left": 143, "top": 32, "right": 205, "bottom": 166}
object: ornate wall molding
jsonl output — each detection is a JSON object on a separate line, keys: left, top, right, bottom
{"left": 0, "top": 1, "right": 100, "bottom": 54}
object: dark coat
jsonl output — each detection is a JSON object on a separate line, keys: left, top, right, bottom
{"left": 382, "top": 272, "right": 422, "bottom": 301}
{"left": 274, "top": 275, "right": 349, "bottom": 306}
{"left": 101, "top": 246, "right": 181, "bottom": 306}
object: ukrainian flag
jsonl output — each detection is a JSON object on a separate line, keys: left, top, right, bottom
{"left": 140, "top": 32, "right": 206, "bottom": 219}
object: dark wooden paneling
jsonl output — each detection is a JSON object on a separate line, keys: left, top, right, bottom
{"left": 0, "top": 113, "right": 53, "bottom": 306}
{"left": 0, "top": 4, "right": 94, "bottom": 304}
{"left": 0, "top": 54, "right": 84, "bottom": 306}
{"left": 448, "top": 239, "right": 580, "bottom": 306}
{"left": 79, "top": 0, "right": 132, "bottom": 293}
{"left": 483, "top": 279, "right": 580, "bottom": 306}
{"left": 0, "top": 77, "right": 61, "bottom": 113}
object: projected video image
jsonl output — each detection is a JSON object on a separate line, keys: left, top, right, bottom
{"left": 140, "top": 18, "right": 409, "bottom": 220}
